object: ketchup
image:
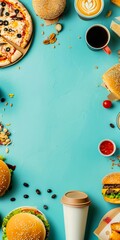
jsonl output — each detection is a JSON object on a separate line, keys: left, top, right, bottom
{"left": 99, "top": 140, "right": 114, "bottom": 155}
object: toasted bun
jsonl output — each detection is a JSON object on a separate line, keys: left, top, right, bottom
{"left": 0, "top": 160, "right": 11, "bottom": 196}
{"left": 102, "top": 172, "right": 120, "bottom": 185}
{"left": 102, "top": 64, "right": 120, "bottom": 99}
{"left": 6, "top": 213, "right": 46, "bottom": 240}
{"left": 103, "top": 196, "right": 120, "bottom": 204}
{"left": 110, "top": 230, "right": 120, "bottom": 240}
{"left": 111, "top": 222, "right": 120, "bottom": 232}
{"left": 32, "top": 0, "right": 66, "bottom": 20}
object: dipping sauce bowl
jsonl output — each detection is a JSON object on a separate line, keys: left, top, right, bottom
{"left": 98, "top": 139, "right": 116, "bottom": 157}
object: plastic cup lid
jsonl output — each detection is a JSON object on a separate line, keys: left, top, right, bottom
{"left": 61, "top": 191, "right": 91, "bottom": 207}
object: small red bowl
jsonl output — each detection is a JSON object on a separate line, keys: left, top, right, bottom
{"left": 98, "top": 139, "right": 116, "bottom": 157}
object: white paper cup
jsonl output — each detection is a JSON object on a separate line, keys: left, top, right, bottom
{"left": 61, "top": 191, "right": 91, "bottom": 240}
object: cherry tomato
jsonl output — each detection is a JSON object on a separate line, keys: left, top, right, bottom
{"left": 103, "top": 100, "right": 112, "bottom": 108}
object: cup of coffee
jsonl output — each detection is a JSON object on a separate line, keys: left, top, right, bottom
{"left": 61, "top": 191, "right": 91, "bottom": 240}
{"left": 85, "top": 24, "right": 111, "bottom": 54}
{"left": 74, "top": 0, "right": 104, "bottom": 20}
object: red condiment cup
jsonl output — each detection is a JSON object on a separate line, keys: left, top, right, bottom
{"left": 98, "top": 139, "right": 116, "bottom": 157}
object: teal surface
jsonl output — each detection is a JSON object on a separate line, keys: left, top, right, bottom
{"left": 0, "top": 0, "right": 120, "bottom": 239}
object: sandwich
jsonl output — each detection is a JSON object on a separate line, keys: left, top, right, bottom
{"left": 0, "top": 159, "right": 15, "bottom": 196}
{"left": 110, "top": 17, "right": 120, "bottom": 37}
{"left": 111, "top": 0, "right": 120, "bottom": 7}
{"left": 102, "top": 64, "right": 120, "bottom": 100}
{"left": 102, "top": 172, "right": 120, "bottom": 204}
{"left": 110, "top": 222, "right": 120, "bottom": 240}
{"left": 32, "top": 0, "right": 66, "bottom": 20}
{"left": 2, "top": 206, "right": 50, "bottom": 240}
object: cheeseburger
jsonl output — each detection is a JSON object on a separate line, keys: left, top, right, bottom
{"left": 102, "top": 64, "right": 120, "bottom": 100}
{"left": 102, "top": 172, "right": 120, "bottom": 204}
{"left": 2, "top": 207, "right": 50, "bottom": 240}
{"left": 0, "top": 159, "right": 14, "bottom": 196}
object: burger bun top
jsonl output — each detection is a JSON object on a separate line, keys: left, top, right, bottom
{"left": 6, "top": 212, "right": 46, "bottom": 240}
{"left": 0, "top": 160, "right": 11, "bottom": 196}
{"left": 102, "top": 172, "right": 120, "bottom": 185}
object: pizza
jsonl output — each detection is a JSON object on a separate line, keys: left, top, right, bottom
{"left": 0, "top": 0, "right": 33, "bottom": 66}
{"left": 0, "top": 35, "right": 22, "bottom": 66}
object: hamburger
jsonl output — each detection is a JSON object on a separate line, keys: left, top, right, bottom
{"left": 0, "top": 159, "right": 15, "bottom": 196}
{"left": 102, "top": 172, "right": 120, "bottom": 204}
{"left": 102, "top": 64, "right": 120, "bottom": 100}
{"left": 2, "top": 207, "right": 50, "bottom": 240}
{"left": 110, "top": 222, "right": 120, "bottom": 240}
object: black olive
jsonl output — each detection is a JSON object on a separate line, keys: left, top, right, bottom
{"left": 17, "top": 33, "right": 21, "bottom": 38}
{"left": 15, "top": 9, "right": 19, "bottom": 14}
{"left": 4, "top": 20, "right": 9, "bottom": 26}
{"left": 0, "top": 8, "right": 4, "bottom": 16}
{"left": 9, "top": 29, "right": 12, "bottom": 32}
{"left": 6, "top": 47, "right": 10, "bottom": 52}
{"left": 4, "top": 27, "right": 8, "bottom": 31}
{"left": 0, "top": 20, "right": 3, "bottom": 25}
{"left": 1, "top": 2, "right": 6, "bottom": 6}
{"left": 5, "top": 12, "right": 9, "bottom": 16}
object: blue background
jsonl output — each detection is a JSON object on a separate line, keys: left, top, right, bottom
{"left": 0, "top": 0, "right": 120, "bottom": 239}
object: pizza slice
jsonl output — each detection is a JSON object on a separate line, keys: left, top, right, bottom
{"left": 0, "top": 0, "right": 32, "bottom": 48}
{"left": 0, "top": 35, "right": 22, "bottom": 66}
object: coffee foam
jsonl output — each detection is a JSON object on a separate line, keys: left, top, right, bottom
{"left": 76, "top": 0, "right": 103, "bottom": 17}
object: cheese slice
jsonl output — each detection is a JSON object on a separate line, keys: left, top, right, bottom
{"left": 102, "top": 189, "right": 120, "bottom": 195}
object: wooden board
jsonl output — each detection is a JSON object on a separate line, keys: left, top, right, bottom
{"left": 0, "top": 35, "right": 33, "bottom": 69}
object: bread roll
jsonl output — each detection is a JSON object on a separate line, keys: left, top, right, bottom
{"left": 102, "top": 64, "right": 120, "bottom": 99}
{"left": 32, "top": 0, "right": 66, "bottom": 20}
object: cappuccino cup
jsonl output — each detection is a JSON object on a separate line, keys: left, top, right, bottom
{"left": 61, "top": 191, "right": 91, "bottom": 240}
{"left": 85, "top": 24, "right": 111, "bottom": 54}
{"left": 74, "top": 0, "right": 104, "bottom": 20}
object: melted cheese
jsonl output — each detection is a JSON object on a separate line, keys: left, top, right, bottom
{"left": 102, "top": 189, "right": 120, "bottom": 195}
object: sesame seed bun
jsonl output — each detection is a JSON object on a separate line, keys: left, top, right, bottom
{"left": 32, "top": 0, "right": 66, "bottom": 20}
{"left": 0, "top": 160, "right": 11, "bottom": 196}
{"left": 102, "top": 172, "right": 120, "bottom": 185}
{"left": 6, "top": 213, "right": 46, "bottom": 240}
{"left": 102, "top": 173, "right": 120, "bottom": 204}
{"left": 102, "top": 64, "right": 120, "bottom": 99}
{"left": 2, "top": 207, "right": 50, "bottom": 240}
